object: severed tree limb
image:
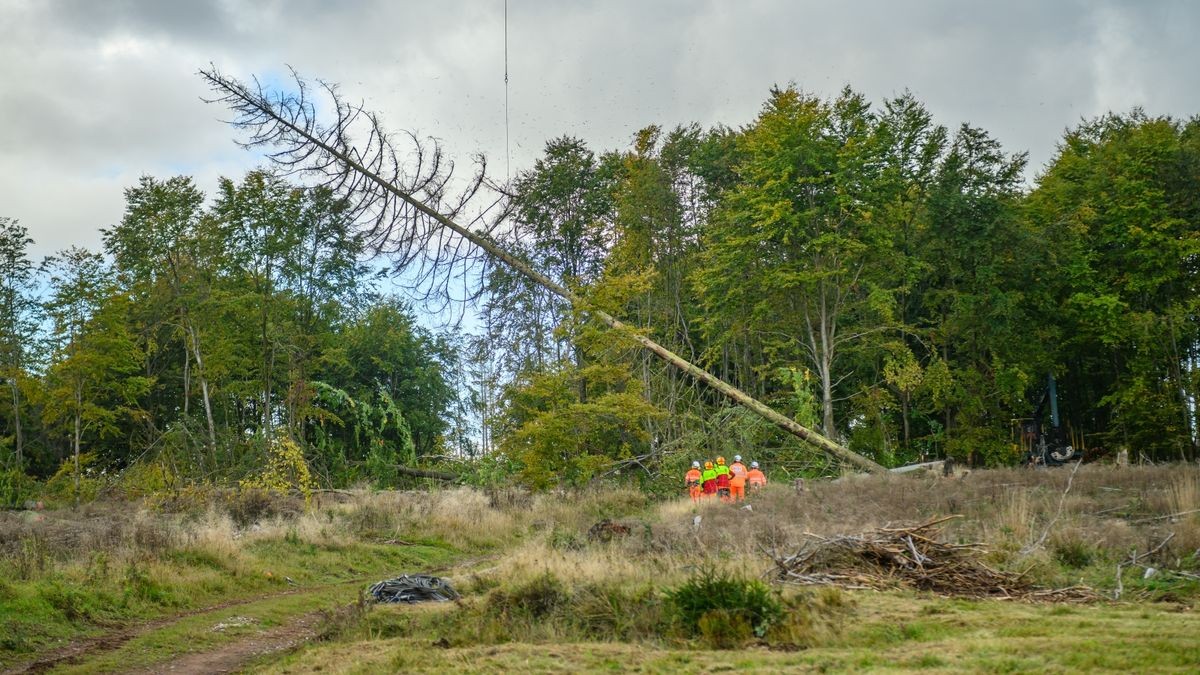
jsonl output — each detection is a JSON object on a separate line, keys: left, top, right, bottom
{"left": 1021, "top": 459, "right": 1082, "bottom": 556}
{"left": 198, "top": 66, "right": 885, "bottom": 474}
{"left": 1116, "top": 533, "right": 1182, "bottom": 599}
{"left": 1129, "top": 508, "right": 1200, "bottom": 524}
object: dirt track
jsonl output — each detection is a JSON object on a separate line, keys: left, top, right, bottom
{"left": 6, "top": 554, "right": 490, "bottom": 674}
{"left": 125, "top": 611, "right": 322, "bottom": 675}
{"left": 3, "top": 584, "right": 334, "bottom": 675}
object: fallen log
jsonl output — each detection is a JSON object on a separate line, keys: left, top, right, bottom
{"left": 344, "top": 461, "right": 457, "bottom": 481}
{"left": 395, "top": 465, "right": 457, "bottom": 481}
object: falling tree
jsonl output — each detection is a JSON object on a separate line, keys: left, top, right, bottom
{"left": 198, "top": 67, "right": 885, "bottom": 473}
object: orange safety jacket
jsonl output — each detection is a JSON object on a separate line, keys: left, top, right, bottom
{"left": 730, "top": 472, "right": 747, "bottom": 488}
{"left": 685, "top": 469, "right": 702, "bottom": 487}
{"left": 730, "top": 462, "right": 747, "bottom": 478}
{"left": 746, "top": 469, "right": 767, "bottom": 487}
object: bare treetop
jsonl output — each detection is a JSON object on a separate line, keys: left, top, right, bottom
{"left": 200, "top": 66, "right": 508, "bottom": 311}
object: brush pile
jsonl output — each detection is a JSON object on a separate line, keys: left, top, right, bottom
{"left": 769, "top": 516, "right": 1095, "bottom": 602}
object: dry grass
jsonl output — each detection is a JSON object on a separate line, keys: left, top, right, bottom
{"left": 1169, "top": 472, "right": 1200, "bottom": 515}
{"left": 4, "top": 464, "right": 1198, "bottom": 593}
{"left": 461, "top": 463, "right": 1200, "bottom": 601}
{"left": 4, "top": 464, "right": 1200, "bottom": 669}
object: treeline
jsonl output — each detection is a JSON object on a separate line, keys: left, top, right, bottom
{"left": 484, "top": 86, "right": 1200, "bottom": 485}
{"left": 3, "top": 85, "right": 1198, "bottom": 495}
{"left": 0, "top": 171, "right": 466, "bottom": 493}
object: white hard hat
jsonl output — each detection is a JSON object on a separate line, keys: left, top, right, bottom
{"left": 734, "top": 455, "right": 742, "bottom": 462}
{"left": 751, "top": 461, "right": 759, "bottom": 468}
{"left": 692, "top": 461, "right": 700, "bottom": 468}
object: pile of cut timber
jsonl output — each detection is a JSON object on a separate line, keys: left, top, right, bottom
{"left": 769, "top": 515, "right": 1095, "bottom": 602}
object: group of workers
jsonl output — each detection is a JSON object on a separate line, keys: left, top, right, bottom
{"left": 684, "top": 455, "right": 767, "bottom": 503}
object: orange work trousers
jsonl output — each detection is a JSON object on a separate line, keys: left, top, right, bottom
{"left": 688, "top": 485, "right": 702, "bottom": 502}
{"left": 730, "top": 484, "right": 745, "bottom": 501}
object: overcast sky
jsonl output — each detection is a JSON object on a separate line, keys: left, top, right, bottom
{"left": 2, "top": 0, "right": 1198, "bottom": 261}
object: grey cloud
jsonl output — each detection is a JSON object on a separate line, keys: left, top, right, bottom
{"left": 46, "top": 0, "right": 238, "bottom": 44}
{"left": 1, "top": 0, "right": 1198, "bottom": 259}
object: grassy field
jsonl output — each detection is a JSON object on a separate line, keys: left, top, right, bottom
{"left": 3, "top": 465, "right": 1199, "bottom": 673}
{"left": 261, "top": 593, "right": 1200, "bottom": 673}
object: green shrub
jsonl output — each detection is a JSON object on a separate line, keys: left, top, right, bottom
{"left": 115, "top": 461, "right": 173, "bottom": 498}
{"left": 665, "top": 569, "right": 783, "bottom": 647}
{"left": 40, "top": 582, "right": 98, "bottom": 623}
{"left": 0, "top": 469, "right": 38, "bottom": 508}
{"left": 42, "top": 454, "right": 102, "bottom": 505}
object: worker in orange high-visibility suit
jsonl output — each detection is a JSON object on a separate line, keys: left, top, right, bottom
{"left": 729, "top": 454, "right": 747, "bottom": 480}
{"left": 701, "top": 461, "right": 717, "bottom": 497}
{"left": 746, "top": 461, "right": 767, "bottom": 490}
{"left": 685, "top": 461, "right": 703, "bottom": 503}
{"left": 714, "top": 456, "right": 731, "bottom": 502}
{"left": 729, "top": 467, "right": 747, "bottom": 502}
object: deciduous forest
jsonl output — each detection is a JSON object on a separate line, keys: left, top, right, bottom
{"left": 2, "top": 86, "right": 1198, "bottom": 502}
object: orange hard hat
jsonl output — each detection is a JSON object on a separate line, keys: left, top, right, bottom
{"left": 704, "top": 461, "right": 713, "bottom": 469}
{"left": 716, "top": 456, "right": 725, "bottom": 465}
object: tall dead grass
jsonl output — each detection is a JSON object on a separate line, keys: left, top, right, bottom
{"left": 3, "top": 464, "right": 1197, "bottom": 600}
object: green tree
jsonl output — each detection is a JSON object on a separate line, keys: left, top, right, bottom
{"left": 212, "top": 170, "right": 304, "bottom": 440}
{"left": 0, "top": 217, "right": 40, "bottom": 468}
{"left": 694, "top": 86, "right": 894, "bottom": 441}
{"left": 494, "top": 360, "right": 662, "bottom": 489}
{"left": 279, "top": 185, "right": 370, "bottom": 437}
{"left": 1027, "top": 112, "right": 1200, "bottom": 460}
{"left": 602, "top": 125, "right": 708, "bottom": 452}
{"left": 43, "top": 248, "right": 151, "bottom": 503}
{"left": 104, "top": 176, "right": 221, "bottom": 456}
{"left": 915, "top": 124, "right": 1031, "bottom": 464}
{"left": 338, "top": 298, "right": 455, "bottom": 457}
{"left": 486, "top": 137, "right": 616, "bottom": 376}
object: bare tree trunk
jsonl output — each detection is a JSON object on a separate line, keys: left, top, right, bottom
{"left": 73, "top": 382, "right": 82, "bottom": 508}
{"left": 1167, "top": 318, "right": 1198, "bottom": 460}
{"left": 260, "top": 297, "right": 273, "bottom": 440}
{"left": 819, "top": 356, "right": 835, "bottom": 439}
{"left": 187, "top": 324, "right": 218, "bottom": 454}
{"left": 9, "top": 376, "right": 21, "bottom": 468}
{"left": 182, "top": 336, "right": 190, "bottom": 416}
{"left": 802, "top": 287, "right": 838, "bottom": 440}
